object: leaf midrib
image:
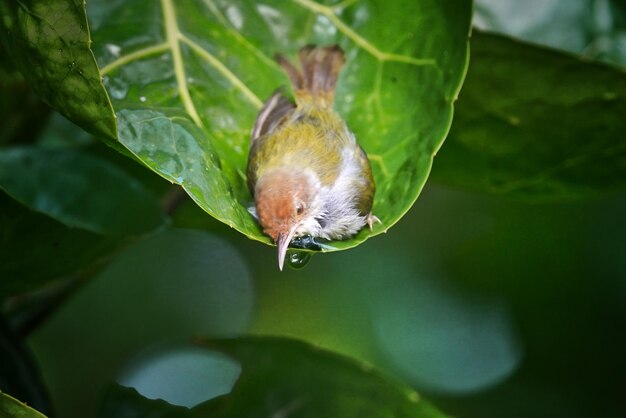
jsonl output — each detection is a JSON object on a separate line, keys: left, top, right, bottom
{"left": 161, "top": 0, "right": 203, "bottom": 126}
{"left": 98, "top": 0, "right": 264, "bottom": 126}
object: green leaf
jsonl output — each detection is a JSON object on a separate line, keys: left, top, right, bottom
{"left": 0, "top": 392, "right": 48, "bottom": 418}
{"left": 0, "top": 192, "right": 117, "bottom": 297}
{"left": 194, "top": 336, "right": 446, "bottom": 417}
{"left": 3, "top": 0, "right": 472, "bottom": 250}
{"left": 0, "top": 0, "right": 120, "bottom": 152}
{"left": 0, "top": 147, "right": 166, "bottom": 235}
{"left": 94, "top": 0, "right": 471, "bottom": 250}
{"left": 432, "top": 31, "right": 626, "bottom": 200}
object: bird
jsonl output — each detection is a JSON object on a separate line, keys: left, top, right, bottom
{"left": 247, "top": 45, "right": 377, "bottom": 270}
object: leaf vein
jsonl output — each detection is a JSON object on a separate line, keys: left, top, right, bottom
{"left": 162, "top": 0, "right": 203, "bottom": 127}
{"left": 293, "top": 0, "right": 436, "bottom": 67}
{"left": 99, "top": 43, "right": 169, "bottom": 76}
{"left": 178, "top": 34, "right": 263, "bottom": 109}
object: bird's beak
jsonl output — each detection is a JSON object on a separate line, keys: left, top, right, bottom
{"left": 276, "top": 226, "right": 298, "bottom": 271}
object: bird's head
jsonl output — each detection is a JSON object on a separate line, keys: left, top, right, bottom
{"left": 254, "top": 169, "right": 317, "bottom": 270}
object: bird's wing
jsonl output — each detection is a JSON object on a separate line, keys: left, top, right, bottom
{"left": 250, "top": 89, "right": 295, "bottom": 142}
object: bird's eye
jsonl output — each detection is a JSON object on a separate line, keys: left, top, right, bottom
{"left": 295, "top": 202, "right": 305, "bottom": 215}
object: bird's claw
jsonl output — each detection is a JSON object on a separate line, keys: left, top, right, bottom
{"left": 367, "top": 213, "right": 381, "bottom": 230}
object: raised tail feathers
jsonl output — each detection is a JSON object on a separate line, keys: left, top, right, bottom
{"left": 276, "top": 45, "right": 345, "bottom": 103}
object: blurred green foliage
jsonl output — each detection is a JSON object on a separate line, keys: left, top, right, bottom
{"left": 432, "top": 31, "right": 626, "bottom": 200}
{"left": 1, "top": 0, "right": 626, "bottom": 418}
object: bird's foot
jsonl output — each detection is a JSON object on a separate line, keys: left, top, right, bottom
{"left": 366, "top": 213, "right": 381, "bottom": 230}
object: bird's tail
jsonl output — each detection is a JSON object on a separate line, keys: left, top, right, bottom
{"left": 276, "top": 45, "right": 345, "bottom": 105}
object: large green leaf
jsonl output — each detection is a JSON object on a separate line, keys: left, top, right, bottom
{"left": 1, "top": 0, "right": 472, "bottom": 250}
{"left": 0, "top": 147, "right": 166, "bottom": 235}
{"left": 0, "top": 0, "right": 120, "bottom": 152}
{"left": 91, "top": 0, "right": 471, "bottom": 249}
{"left": 432, "top": 31, "right": 626, "bottom": 200}
{"left": 0, "top": 392, "right": 48, "bottom": 418}
{"left": 101, "top": 336, "right": 448, "bottom": 418}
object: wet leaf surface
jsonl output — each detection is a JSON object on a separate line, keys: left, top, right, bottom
{"left": 0, "top": 0, "right": 119, "bottom": 151}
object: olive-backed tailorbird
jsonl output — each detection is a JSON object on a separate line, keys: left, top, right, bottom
{"left": 247, "top": 45, "right": 378, "bottom": 270}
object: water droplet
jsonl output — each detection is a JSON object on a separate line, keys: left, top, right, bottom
{"left": 105, "top": 43, "right": 121, "bottom": 57}
{"left": 106, "top": 77, "right": 129, "bottom": 100}
{"left": 286, "top": 251, "right": 311, "bottom": 269}
{"left": 313, "top": 15, "right": 336, "bottom": 37}
{"left": 226, "top": 5, "right": 244, "bottom": 30}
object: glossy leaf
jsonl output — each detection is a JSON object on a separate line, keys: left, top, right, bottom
{"left": 432, "top": 31, "right": 626, "bottom": 200}
{"left": 0, "top": 0, "right": 120, "bottom": 152}
{"left": 92, "top": 0, "right": 471, "bottom": 249}
{"left": 3, "top": 0, "right": 471, "bottom": 250}
{"left": 0, "top": 392, "right": 48, "bottom": 418}
{"left": 0, "top": 147, "right": 166, "bottom": 235}
{"left": 194, "top": 337, "right": 447, "bottom": 417}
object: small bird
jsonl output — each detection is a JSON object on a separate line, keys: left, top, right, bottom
{"left": 247, "top": 45, "right": 377, "bottom": 270}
